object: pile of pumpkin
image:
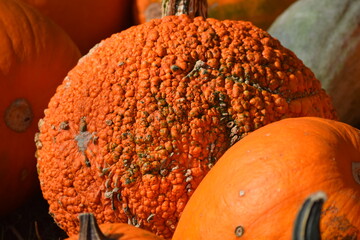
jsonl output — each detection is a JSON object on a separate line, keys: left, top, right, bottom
{"left": 1, "top": 0, "right": 360, "bottom": 239}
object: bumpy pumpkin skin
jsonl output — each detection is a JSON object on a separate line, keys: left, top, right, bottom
{"left": 173, "top": 117, "right": 360, "bottom": 240}
{"left": 36, "top": 15, "right": 336, "bottom": 239}
{"left": 22, "top": 0, "right": 133, "bottom": 54}
{"left": 268, "top": 0, "right": 360, "bottom": 126}
{"left": 0, "top": 0, "right": 81, "bottom": 215}
{"left": 133, "top": 0, "right": 296, "bottom": 29}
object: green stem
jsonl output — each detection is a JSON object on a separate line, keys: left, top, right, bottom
{"left": 161, "top": 0, "right": 208, "bottom": 18}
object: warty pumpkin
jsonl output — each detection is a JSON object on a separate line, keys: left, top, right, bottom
{"left": 0, "top": 0, "right": 81, "bottom": 215}
{"left": 36, "top": 0, "right": 337, "bottom": 238}
{"left": 22, "top": 0, "right": 133, "bottom": 54}
{"left": 133, "top": 0, "right": 296, "bottom": 29}
{"left": 172, "top": 117, "right": 360, "bottom": 240}
{"left": 66, "top": 213, "right": 164, "bottom": 240}
{"left": 268, "top": 0, "right": 360, "bottom": 127}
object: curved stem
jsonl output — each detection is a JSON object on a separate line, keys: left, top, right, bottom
{"left": 293, "top": 191, "right": 327, "bottom": 240}
{"left": 78, "top": 213, "right": 113, "bottom": 240}
{"left": 161, "top": 0, "right": 207, "bottom": 18}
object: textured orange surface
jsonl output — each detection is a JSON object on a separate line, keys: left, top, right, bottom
{"left": 36, "top": 15, "right": 336, "bottom": 239}
{"left": 173, "top": 117, "right": 360, "bottom": 239}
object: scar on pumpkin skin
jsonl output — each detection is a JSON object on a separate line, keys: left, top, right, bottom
{"left": 74, "top": 116, "right": 97, "bottom": 167}
{"left": 234, "top": 225, "right": 245, "bottom": 237}
{"left": 352, "top": 162, "right": 360, "bottom": 184}
{"left": 59, "top": 121, "right": 70, "bottom": 130}
{"left": 320, "top": 204, "right": 359, "bottom": 239}
{"left": 184, "top": 60, "right": 209, "bottom": 78}
{"left": 4, "top": 98, "right": 33, "bottom": 132}
{"left": 35, "top": 132, "right": 43, "bottom": 150}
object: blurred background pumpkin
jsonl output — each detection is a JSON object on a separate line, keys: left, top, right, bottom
{"left": 0, "top": 0, "right": 81, "bottom": 216}
{"left": 22, "top": 0, "right": 133, "bottom": 55}
{"left": 268, "top": 0, "right": 360, "bottom": 127}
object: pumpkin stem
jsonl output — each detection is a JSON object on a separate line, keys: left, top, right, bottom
{"left": 77, "top": 213, "right": 114, "bottom": 240}
{"left": 292, "top": 191, "right": 327, "bottom": 240}
{"left": 161, "top": 0, "right": 207, "bottom": 18}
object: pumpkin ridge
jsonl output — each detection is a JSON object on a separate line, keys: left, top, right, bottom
{"left": 222, "top": 73, "right": 327, "bottom": 102}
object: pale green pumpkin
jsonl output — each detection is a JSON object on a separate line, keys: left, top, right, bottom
{"left": 268, "top": 0, "right": 360, "bottom": 126}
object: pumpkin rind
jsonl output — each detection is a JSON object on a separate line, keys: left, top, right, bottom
{"left": 36, "top": 15, "right": 336, "bottom": 239}
{"left": 0, "top": 0, "right": 81, "bottom": 215}
{"left": 22, "top": 0, "right": 133, "bottom": 54}
{"left": 268, "top": 0, "right": 360, "bottom": 126}
{"left": 133, "top": 0, "right": 296, "bottom": 29}
{"left": 172, "top": 117, "right": 360, "bottom": 239}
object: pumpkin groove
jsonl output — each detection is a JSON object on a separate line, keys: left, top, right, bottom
{"left": 36, "top": 0, "right": 336, "bottom": 238}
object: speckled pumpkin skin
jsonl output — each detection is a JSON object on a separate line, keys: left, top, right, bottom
{"left": 36, "top": 15, "right": 336, "bottom": 239}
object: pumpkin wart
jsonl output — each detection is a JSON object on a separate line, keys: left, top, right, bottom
{"left": 36, "top": 0, "right": 337, "bottom": 238}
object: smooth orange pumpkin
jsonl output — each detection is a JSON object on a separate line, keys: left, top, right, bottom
{"left": 133, "top": 0, "right": 296, "bottom": 29}
{"left": 36, "top": 1, "right": 336, "bottom": 239}
{"left": 66, "top": 213, "right": 164, "bottom": 240}
{"left": 22, "top": 0, "right": 133, "bottom": 54}
{"left": 0, "top": 0, "right": 81, "bottom": 215}
{"left": 173, "top": 117, "right": 360, "bottom": 239}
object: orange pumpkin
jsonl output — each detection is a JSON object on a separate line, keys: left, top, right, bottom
{"left": 133, "top": 0, "right": 296, "bottom": 29}
{"left": 0, "top": 0, "right": 81, "bottom": 215}
{"left": 22, "top": 0, "right": 133, "bottom": 54}
{"left": 173, "top": 117, "right": 360, "bottom": 240}
{"left": 66, "top": 213, "right": 164, "bottom": 240}
{"left": 36, "top": 0, "right": 336, "bottom": 239}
